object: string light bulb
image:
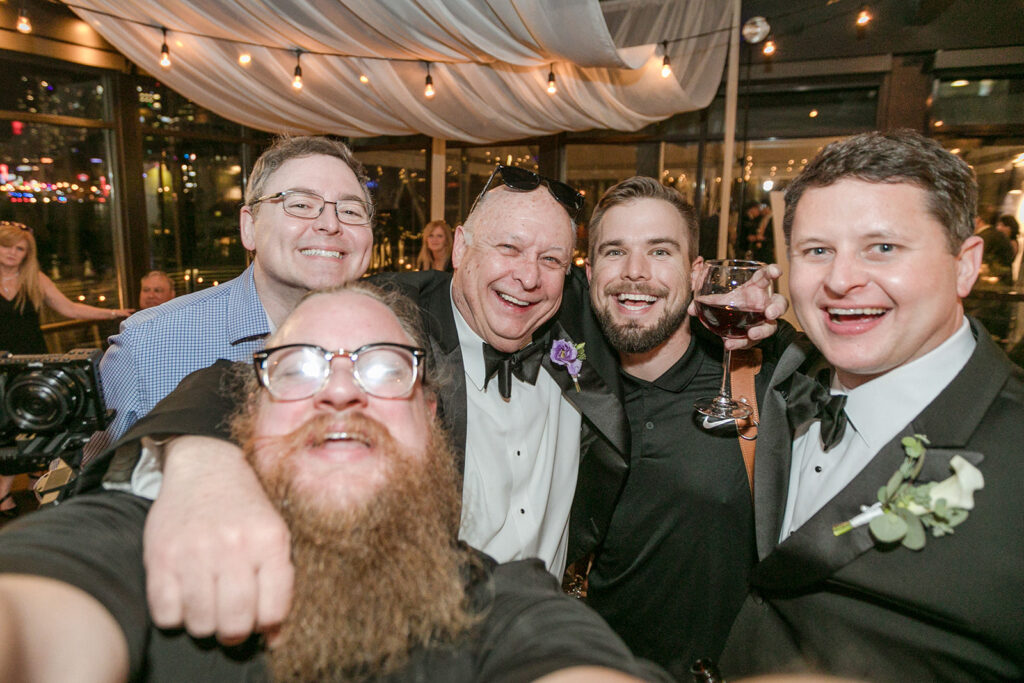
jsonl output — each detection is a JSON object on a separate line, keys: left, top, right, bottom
{"left": 359, "top": 74, "right": 369, "bottom": 84}
{"left": 238, "top": 53, "right": 252, "bottom": 67}
{"left": 661, "top": 41, "right": 672, "bottom": 78}
{"left": 762, "top": 38, "right": 777, "bottom": 57}
{"left": 424, "top": 63, "right": 435, "bottom": 98}
{"left": 16, "top": 9, "right": 31, "bottom": 34}
{"left": 856, "top": 6, "right": 872, "bottom": 26}
{"left": 546, "top": 65, "right": 557, "bottom": 95}
{"left": 159, "top": 29, "right": 171, "bottom": 68}
{"left": 292, "top": 51, "right": 303, "bottom": 90}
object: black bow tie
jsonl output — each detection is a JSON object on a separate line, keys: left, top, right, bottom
{"left": 482, "top": 340, "right": 545, "bottom": 400}
{"left": 784, "top": 370, "right": 849, "bottom": 451}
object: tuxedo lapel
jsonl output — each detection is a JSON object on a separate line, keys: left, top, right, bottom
{"left": 753, "top": 320, "right": 1005, "bottom": 590}
{"left": 543, "top": 321, "right": 629, "bottom": 455}
{"left": 755, "top": 337, "right": 820, "bottom": 559}
{"left": 421, "top": 280, "right": 470, "bottom": 472}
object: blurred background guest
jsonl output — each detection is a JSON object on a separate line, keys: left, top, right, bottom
{"left": 979, "top": 213, "right": 1015, "bottom": 284}
{"left": 0, "top": 220, "right": 132, "bottom": 518}
{"left": 138, "top": 270, "right": 176, "bottom": 309}
{"left": 414, "top": 219, "right": 453, "bottom": 271}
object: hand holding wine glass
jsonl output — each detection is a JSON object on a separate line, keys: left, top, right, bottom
{"left": 693, "top": 259, "right": 773, "bottom": 424}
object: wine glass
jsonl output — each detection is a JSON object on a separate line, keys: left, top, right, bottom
{"left": 693, "top": 259, "right": 773, "bottom": 423}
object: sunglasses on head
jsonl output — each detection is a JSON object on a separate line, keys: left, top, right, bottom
{"left": 0, "top": 221, "right": 31, "bottom": 233}
{"left": 472, "top": 165, "right": 584, "bottom": 221}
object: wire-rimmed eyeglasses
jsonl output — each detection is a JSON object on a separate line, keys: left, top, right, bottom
{"left": 250, "top": 190, "right": 374, "bottom": 227}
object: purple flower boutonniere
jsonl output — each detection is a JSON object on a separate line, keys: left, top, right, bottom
{"left": 550, "top": 340, "right": 586, "bottom": 392}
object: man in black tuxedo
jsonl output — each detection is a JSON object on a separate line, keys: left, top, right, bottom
{"left": 719, "top": 131, "right": 1024, "bottom": 682}
{"left": 91, "top": 166, "right": 632, "bottom": 642}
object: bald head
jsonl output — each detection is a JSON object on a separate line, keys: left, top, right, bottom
{"left": 139, "top": 271, "right": 175, "bottom": 309}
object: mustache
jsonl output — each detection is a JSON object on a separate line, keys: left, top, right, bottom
{"left": 603, "top": 282, "right": 670, "bottom": 298}
{"left": 255, "top": 411, "right": 395, "bottom": 455}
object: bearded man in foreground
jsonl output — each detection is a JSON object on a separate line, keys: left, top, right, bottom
{"left": 0, "top": 283, "right": 661, "bottom": 683}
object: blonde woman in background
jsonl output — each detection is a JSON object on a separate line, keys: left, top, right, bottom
{"left": 415, "top": 219, "right": 453, "bottom": 272}
{"left": 0, "top": 221, "right": 133, "bottom": 517}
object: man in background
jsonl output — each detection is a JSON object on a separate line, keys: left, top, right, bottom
{"left": 137, "top": 270, "right": 175, "bottom": 309}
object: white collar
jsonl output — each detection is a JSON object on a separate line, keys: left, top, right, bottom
{"left": 451, "top": 287, "right": 488, "bottom": 391}
{"left": 837, "top": 317, "right": 975, "bottom": 452}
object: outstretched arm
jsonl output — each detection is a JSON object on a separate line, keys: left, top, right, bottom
{"left": 40, "top": 273, "right": 133, "bottom": 321}
{"left": 0, "top": 575, "right": 129, "bottom": 683}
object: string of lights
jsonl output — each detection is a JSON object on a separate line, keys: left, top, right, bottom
{"left": 10, "top": 1, "right": 876, "bottom": 99}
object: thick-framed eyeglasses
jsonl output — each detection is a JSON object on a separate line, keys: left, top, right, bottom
{"left": 471, "top": 165, "right": 584, "bottom": 221}
{"left": 254, "top": 342, "right": 426, "bottom": 401}
{"left": 250, "top": 190, "right": 374, "bottom": 227}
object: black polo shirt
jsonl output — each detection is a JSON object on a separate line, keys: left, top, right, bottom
{"left": 586, "top": 324, "right": 771, "bottom": 680}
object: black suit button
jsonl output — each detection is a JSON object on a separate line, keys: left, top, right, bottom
{"left": 645, "top": 421, "right": 654, "bottom": 430}
{"left": 751, "top": 590, "right": 765, "bottom": 605}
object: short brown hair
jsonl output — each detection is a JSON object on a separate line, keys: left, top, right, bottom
{"left": 587, "top": 176, "right": 698, "bottom": 262}
{"left": 783, "top": 130, "right": 977, "bottom": 254}
{"left": 245, "top": 136, "right": 372, "bottom": 223}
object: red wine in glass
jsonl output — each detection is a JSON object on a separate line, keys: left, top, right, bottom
{"left": 693, "top": 259, "right": 773, "bottom": 424}
{"left": 695, "top": 303, "right": 767, "bottom": 339}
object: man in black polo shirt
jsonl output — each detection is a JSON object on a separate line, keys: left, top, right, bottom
{"left": 581, "top": 177, "right": 790, "bottom": 679}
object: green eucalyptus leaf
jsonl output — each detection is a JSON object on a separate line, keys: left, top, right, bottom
{"left": 877, "top": 485, "right": 888, "bottom": 504}
{"left": 885, "top": 470, "right": 904, "bottom": 498}
{"left": 902, "top": 436, "right": 926, "bottom": 459}
{"left": 897, "top": 509, "right": 926, "bottom": 550}
{"left": 946, "top": 508, "right": 969, "bottom": 527}
{"left": 870, "top": 511, "right": 907, "bottom": 543}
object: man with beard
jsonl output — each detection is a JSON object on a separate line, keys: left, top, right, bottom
{"left": 579, "top": 177, "right": 792, "bottom": 679}
{"left": 0, "top": 283, "right": 663, "bottom": 682}
{"left": 93, "top": 166, "right": 638, "bottom": 644}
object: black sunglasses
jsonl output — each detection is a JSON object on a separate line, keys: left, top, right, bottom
{"left": 471, "top": 165, "right": 584, "bottom": 221}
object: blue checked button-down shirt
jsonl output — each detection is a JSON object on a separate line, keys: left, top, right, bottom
{"left": 85, "top": 264, "right": 271, "bottom": 463}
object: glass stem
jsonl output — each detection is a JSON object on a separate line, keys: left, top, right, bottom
{"left": 718, "top": 347, "right": 734, "bottom": 405}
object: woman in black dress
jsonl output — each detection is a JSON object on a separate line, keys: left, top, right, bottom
{"left": 0, "top": 221, "right": 133, "bottom": 516}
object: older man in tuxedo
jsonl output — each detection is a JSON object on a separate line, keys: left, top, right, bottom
{"left": 720, "top": 131, "right": 1024, "bottom": 682}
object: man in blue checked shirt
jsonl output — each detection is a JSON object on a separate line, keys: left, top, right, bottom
{"left": 84, "top": 136, "right": 375, "bottom": 470}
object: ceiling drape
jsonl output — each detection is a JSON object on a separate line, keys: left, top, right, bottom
{"left": 69, "top": 0, "right": 730, "bottom": 142}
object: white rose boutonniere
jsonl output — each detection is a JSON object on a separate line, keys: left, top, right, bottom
{"left": 832, "top": 434, "right": 984, "bottom": 550}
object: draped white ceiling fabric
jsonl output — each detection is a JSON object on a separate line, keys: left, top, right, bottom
{"left": 68, "top": 0, "right": 731, "bottom": 143}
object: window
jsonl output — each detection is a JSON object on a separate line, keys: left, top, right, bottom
{"left": 0, "top": 57, "right": 120, "bottom": 350}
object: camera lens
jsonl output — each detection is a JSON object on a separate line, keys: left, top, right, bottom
{"left": 4, "top": 368, "right": 82, "bottom": 432}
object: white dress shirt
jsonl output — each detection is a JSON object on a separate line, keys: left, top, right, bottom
{"left": 453, "top": 300, "right": 582, "bottom": 577}
{"left": 780, "top": 318, "right": 976, "bottom": 540}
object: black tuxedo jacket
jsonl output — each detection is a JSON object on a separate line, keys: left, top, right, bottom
{"left": 375, "top": 269, "right": 630, "bottom": 561}
{"left": 720, "top": 319, "right": 1024, "bottom": 682}
{"left": 85, "top": 269, "right": 631, "bottom": 563}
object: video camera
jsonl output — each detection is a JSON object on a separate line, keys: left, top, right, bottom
{"left": 0, "top": 348, "right": 111, "bottom": 477}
